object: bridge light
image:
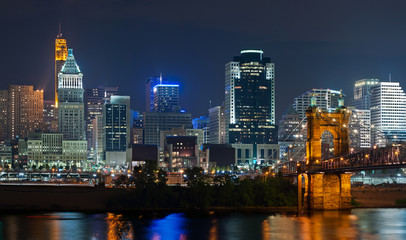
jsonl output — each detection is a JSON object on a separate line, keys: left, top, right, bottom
{"left": 332, "top": 119, "right": 336, "bottom": 122}
{"left": 342, "top": 124, "right": 346, "bottom": 127}
{"left": 340, "top": 157, "right": 344, "bottom": 161}
{"left": 395, "top": 151, "right": 399, "bottom": 155}
{"left": 365, "top": 154, "right": 369, "bottom": 158}
{"left": 373, "top": 145, "right": 377, "bottom": 149}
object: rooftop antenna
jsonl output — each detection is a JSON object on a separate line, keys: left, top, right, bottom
{"left": 159, "top": 73, "right": 162, "bottom": 84}
{"left": 209, "top": 100, "right": 212, "bottom": 109}
{"left": 57, "top": 22, "right": 62, "bottom": 38}
{"left": 389, "top": 72, "right": 392, "bottom": 82}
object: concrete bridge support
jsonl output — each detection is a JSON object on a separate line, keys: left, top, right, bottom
{"left": 302, "top": 173, "right": 352, "bottom": 210}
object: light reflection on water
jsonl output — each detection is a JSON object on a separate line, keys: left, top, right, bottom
{"left": 0, "top": 209, "right": 404, "bottom": 240}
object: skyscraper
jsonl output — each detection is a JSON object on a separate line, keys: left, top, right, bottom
{"left": 370, "top": 82, "right": 406, "bottom": 145}
{"left": 293, "top": 89, "right": 345, "bottom": 119}
{"left": 57, "top": 49, "right": 85, "bottom": 140}
{"left": 8, "top": 85, "right": 43, "bottom": 139}
{"left": 55, "top": 28, "right": 68, "bottom": 108}
{"left": 153, "top": 84, "right": 180, "bottom": 112}
{"left": 208, "top": 105, "right": 226, "bottom": 144}
{"left": 225, "top": 50, "right": 277, "bottom": 144}
{"left": 352, "top": 79, "right": 380, "bottom": 110}
{"left": 145, "top": 75, "right": 168, "bottom": 112}
{"left": 84, "top": 87, "right": 118, "bottom": 157}
{"left": 0, "top": 90, "right": 8, "bottom": 139}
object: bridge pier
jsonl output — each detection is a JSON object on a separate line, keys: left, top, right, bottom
{"left": 303, "top": 172, "right": 352, "bottom": 210}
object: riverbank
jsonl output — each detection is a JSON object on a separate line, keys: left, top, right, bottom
{"left": 351, "top": 185, "right": 406, "bottom": 207}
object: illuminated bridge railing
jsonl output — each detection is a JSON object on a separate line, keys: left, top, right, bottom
{"left": 274, "top": 161, "right": 306, "bottom": 175}
{"left": 322, "top": 146, "right": 406, "bottom": 171}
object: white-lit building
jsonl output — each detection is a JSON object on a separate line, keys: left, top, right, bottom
{"left": 370, "top": 82, "right": 406, "bottom": 146}
{"left": 352, "top": 79, "right": 380, "bottom": 110}
{"left": 348, "top": 109, "right": 371, "bottom": 150}
{"left": 293, "top": 89, "right": 344, "bottom": 119}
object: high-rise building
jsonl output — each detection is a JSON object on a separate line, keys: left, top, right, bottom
{"left": 111, "top": 96, "right": 131, "bottom": 147}
{"left": 192, "top": 116, "right": 209, "bottom": 144}
{"left": 131, "top": 111, "right": 143, "bottom": 144}
{"left": 57, "top": 49, "right": 85, "bottom": 140}
{"left": 225, "top": 50, "right": 277, "bottom": 144}
{"left": 84, "top": 87, "right": 118, "bottom": 156}
{"left": 278, "top": 105, "right": 306, "bottom": 161}
{"left": 55, "top": 29, "right": 68, "bottom": 108}
{"left": 103, "top": 100, "right": 130, "bottom": 167}
{"left": 145, "top": 75, "right": 168, "bottom": 112}
{"left": 143, "top": 112, "right": 192, "bottom": 147}
{"left": 0, "top": 90, "right": 8, "bottom": 139}
{"left": 153, "top": 84, "right": 180, "bottom": 112}
{"left": 370, "top": 82, "right": 406, "bottom": 145}
{"left": 8, "top": 85, "right": 43, "bottom": 139}
{"left": 293, "top": 89, "right": 345, "bottom": 119}
{"left": 208, "top": 105, "right": 226, "bottom": 144}
{"left": 348, "top": 108, "right": 371, "bottom": 150}
{"left": 43, "top": 100, "right": 58, "bottom": 132}
{"left": 352, "top": 79, "right": 380, "bottom": 110}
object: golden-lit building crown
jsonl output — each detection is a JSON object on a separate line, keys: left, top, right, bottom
{"left": 55, "top": 38, "right": 68, "bottom": 61}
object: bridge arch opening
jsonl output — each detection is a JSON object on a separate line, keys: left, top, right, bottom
{"left": 321, "top": 130, "right": 335, "bottom": 160}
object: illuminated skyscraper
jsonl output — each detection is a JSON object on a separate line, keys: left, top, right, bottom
{"left": 55, "top": 28, "right": 68, "bottom": 108}
{"left": 370, "top": 82, "right": 406, "bottom": 145}
{"left": 58, "top": 49, "right": 85, "bottom": 140}
{"left": 352, "top": 79, "right": 380, "bottom": 110}
{"left": 225, "top": 50, "right": 277, "bottom": 144}
{"left": 145, "top": 75, "right": 168, "bottom": 112}
{"left": 153, "top": 84, "right": 179, "bottom": 112}
{"left": 8, "top": 85, "right": 43, "bottom": 139}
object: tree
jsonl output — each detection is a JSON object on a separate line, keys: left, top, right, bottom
{"left": 184, "top": 167, "right": 210, "bottom": 187}
{"left": 133, "top": 160, "right": 163, "bottom": 188}
{"left": 44, "top": 164, "right": 50, "bottom": 171}
{"left": 114, "top": 174, "right": 130, "bottom": 187}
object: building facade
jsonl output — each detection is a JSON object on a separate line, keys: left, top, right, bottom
{"left": 225, "top": 50, "right": 276, "bottom": 145}
{"left": 370, "top": 82, "right": 406, "bottom": 145}
{"left": 145, "top": 75, "right": 169, "bottom": 112}
{"left": 25, "top": 133, "right": 87, "bottom": 168}
{"left": 55, "top": 30, "right": 68, "bottom": 108}
{"left": 153, "top": 84, "right": 179, "bottom": 112}
{"left": 352, "top": 79, "right": 380, "bottom": 110}
{"left": 8, "top": 85, "right": 43, "bottom": 139}
{"left": 208, "top": 105, "right": 226, "bottom": 144}
{"left": 57, "top": 49, "right": 85, "bottom": 140}
{"left": 293, "top": 89, "right": 345, "bottom": 119}
{"left": 143, "top": 112, "right": 192, "bottom": 147}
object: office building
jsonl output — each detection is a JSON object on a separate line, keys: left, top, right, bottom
{"left": 103, "top": 99, "right": 130, "bottom": 167}
{"left": 225, "top": 50, "right": 277, "bottom": 145}
{"left": 55, "top": 29, "right": 68, "bottom": 108}
{"left": 0, "top": 90, "right": 8, "bottom": 139}
{"left": 232, "top": 143, "right": 279, "bottom": 166}
{"left": 370, "top": 82, "right": 406, "bottom": 145}
{"left": 131, "top": 111, "right": 144, "bottom": 144}
{"left": 208, "top": 105, "right": 226, "bottom": 144}
{"left": 145, "top": 75, "right": 169, "bottom": 112}
{"left": 159, "top": 126, "right": 204, "bottom": 149}
{"left": 164, "top": 136, "right": 198, "bottom": 171}
{"left": 153, "top": 84, "right": 179, "bottom": 112}
{"left": 293, "top": 89, "right": 345, "bottom": 119}
{"left": 143, "top": 112, "right": 192, "bottom": 147}
{"left": 8, "top": 85, "right": 44, "bottom": 139}
{"left": 43, "top": 100, "right": 58, "bottom": 132}
{"left": 57, "top": 49, "right": 85, "bottom": 140}
{"left": 278, "top": 105, "right": 306, "bottom": 161}
{"left": 348, "top": 108, "right": 371, "bottom": 150}
{"left": 352, "top": 79, "right": 380, "bottom": 110}
{"left": 84, "top": 87, "right": 118, "bottom": 156}
{"left": 25, "top": 133, "right": 87, "bottom": 168}
{"left": 192, "top": 116, "right": 209, "bottom": 144}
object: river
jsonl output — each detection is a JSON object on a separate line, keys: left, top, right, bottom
{"left": 0, "top": 208, "right": 405, "bottom": 239}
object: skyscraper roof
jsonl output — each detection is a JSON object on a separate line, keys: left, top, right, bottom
{"left": 60, "top": 49, "right": 81, "bottom": 74}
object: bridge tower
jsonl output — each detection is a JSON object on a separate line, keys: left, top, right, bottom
{"left": 301, "top": 95, "right": 353, "bottom": 210}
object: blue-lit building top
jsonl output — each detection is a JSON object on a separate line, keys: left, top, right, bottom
{"left": 153, "top": 84, "right": 179, "bottom": 112}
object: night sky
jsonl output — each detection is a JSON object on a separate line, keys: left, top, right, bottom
{"left": 2, "top": 0, "right": 406, "bottom": 120}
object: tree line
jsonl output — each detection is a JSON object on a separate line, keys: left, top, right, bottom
{"left": 111, "top": 161, "right": 297, "bottom": 209}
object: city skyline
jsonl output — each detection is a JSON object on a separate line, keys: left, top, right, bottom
{"left": 2, "top": 1, "right": 406, "bottom": 119}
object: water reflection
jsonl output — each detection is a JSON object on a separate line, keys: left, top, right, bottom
{"left": 106, "top": 213, "right": 133, "bottom": 240}
{"left": 0, "top": 209, "right": 404, "bottom": 239}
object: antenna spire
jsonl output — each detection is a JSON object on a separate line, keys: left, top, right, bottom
{"left": 160, "top": 73, "right": 162, "bottom": 84}
{"left": 389, "top": 72, "right": 392, "bottom": 82}
{"left": 57, "top": 22, "right": 62, "bottom": 38}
